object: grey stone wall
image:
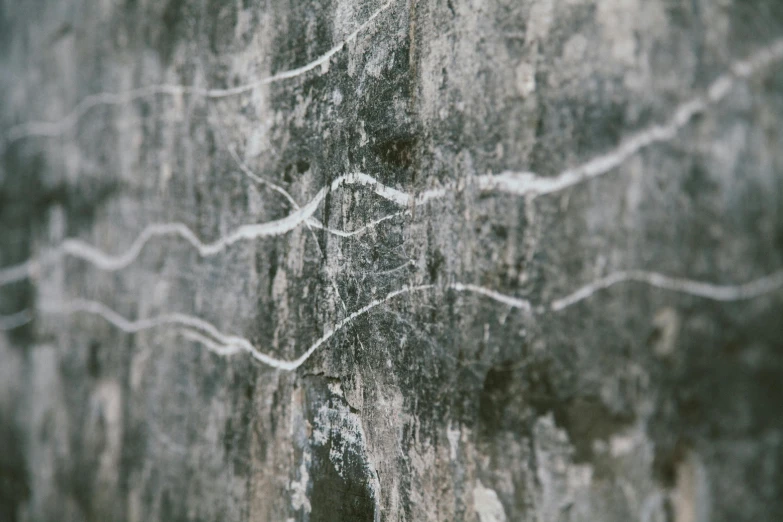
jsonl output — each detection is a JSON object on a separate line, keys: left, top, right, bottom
{"left": 2, "top": 0, "right": 783, "bottom": 521}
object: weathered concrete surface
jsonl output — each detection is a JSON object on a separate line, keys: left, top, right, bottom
{"left": 2, "top": 0, "right": 783, "bottom": 521}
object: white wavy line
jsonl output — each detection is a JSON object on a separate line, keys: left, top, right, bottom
{"left": 43, "top": 284, "right": 430, "bottom": 370}
{"left": 228, "top": 36, "right": 783, "bottom": 211}
{"left": 0, "top": 172, "right": 410, "bottom": 285}
{"left": 180, "top": 329, "right": 244, "bottom": 357}
{"left": 5, "top": 0, "right": 394, "bottom": 143}
{"left": 7, "top": 85, "right": 187, "bottom": 142}
{"left": 218, "top": 129, "right": 341, "bottom": 285}
{"left": 450, "top": 283, "right": 532, "bottom": 312}
{"left": 550, "top": 269, "right": 783, "bottom": 311}
{"left": 186, "top": 282, "right": 532, "bottom": 369}
{"left": 0, "top": 260, "right": 36, "bottom": 286}
{"left": 4, "top": 40, "right": 780, "bottom": 285}
{"left": 476, "top": 38, "right": 783, "bottom": 199}
{"left": 205, "top": 0, "right": 394, "bottom": 96}
{"left": 59, "top": 187, "right": 327, "bottom": 271}
{"left": 40, "top": 281, "right": 536, "bottom": 369}
{"left": 0, "top": 310, "right": 33, "bottom": 330}
{"left": 225, "top": 139, "right": 407, "bottom": 239}
{"left": 0, "top": 250, "right": 62, "bottom": 286}
{"left": 220, "top": 127, "right": 355, "bottom": 323}
{"left": 40, "top": 298, "right": 233, "bottom": 342}
{"left": 238, "top": 284, "right": 436, "bottom": 369}
{"left": 307, "top": 211, "right": 405, "bottom": 237}
{"left": 224, "top": 141, "right": 300, "bottom": 208}
{"left": 431, "top": 38, "right": 783, "bottom": 203}
{"left": 0, "top": 174, "right": 403, "bottom": 283}
{"left": 338, "top": 172, "right": 413, "bottom": 205}
{"left": 47, "top": 297, "right": 309, "bottom": 373}
{"left": 376, "top": 259, "right": 415, "bottom": 276}
{"left": 31, "top": 267, "right": 783, "bottom": 368}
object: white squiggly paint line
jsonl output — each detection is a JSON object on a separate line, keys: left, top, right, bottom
{"left": 43, "top": 284, "right": 431, "bottom": 370}
{"left": 40, "top": 298, "right": 233, "bottom": 343}
{"left": 0, "top": 260, "right": 37, "bottom": 286}
{"left": 180, "top": 328, "right": 243, "bottom": 357}
{"left": 0, "top": 310, "right": 33, "bottom": 330}
{"left": 224, "top": 137, "right": 405, "bottom": 239}
{"left": 197, "top": 35, "right": 783, "bottom": 217}
{"left": 27, "top": 266, "right": 783, "bottom": 366}
{"left": 0, "top": 172, "right": 411, "bottom": 286}
{"left": 42, "top": 282, "right": 533, "bottom": 370}
{"left": 281, "top": 281, "right": 536, "bottom": 369}
{"left": 7, "top": 85, "right": 185, "bottom": 142}
{"left": 224, "top": 141, "right": 300, "bottom": 209}
{"left": 219, "top": 127, "right": 340, "bottom": 285}
{"left": 42, "top": 298, "right": 310, "bottom": 373}
{"left": 0, "top": 193, "right": 324, "bottom": 283}
{"left": 196, "top": 0, "right": 394, "bottom": 97}
{"left": 337, "top": 172, "right": 413, "bottom": 206}
{"left": 182, "top": 282, "right": 532, "bottom": 368}
{"left": 5, "top": 0, "right": 395, "bottom": 143}
{"left": 376, "top": 259, "right": 416, "bottom": 276}
{"left": 475, "top": 38, "right": 783, "bottom": 199}
{"left": 233, "top": 284, "right": 436, "bottom": 370}
{"left": 57, "top": 189, "right": 325, "bottom": 271}
{"left": 6, "top": 35, "right": 782, "bottom": 286}
{"left": 550, "top": 269, "right": 783, "bottom": 311}
{"left": 340, "top": 39, "right": 783, "bottom": 206}
{"left": 0, "top": 250, "right": 62, "bottom": 287}
{"left": 221, "top": 130, "right": 363, "bottom": 317}
{"left": 2, "top": 36, "right": 780, "bottom": 299}
{"left": 307, "top": 211, "right": 406, "bottom": 237}
{"left": 450, "top": 283, "right": 532, "bottom": 312}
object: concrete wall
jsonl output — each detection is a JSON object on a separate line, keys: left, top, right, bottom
{"left": 2, "top": 0, "right": 783, "bottom": 520}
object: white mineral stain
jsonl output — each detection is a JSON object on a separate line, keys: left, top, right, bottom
{"left": 290, "top": 452, "right": 312, "bottom": 513}
{"left": 610, "top": 431, "right": 637, "bottom": 458}
{"left": 328, "top": 380, "right": 344, "bottom": 397}
{"left": 527, "top": 0, "right": 554, "bottom": 43}
{"left": 597, "top": 3, "right": 637, "bottom": 64}
{"left": 89, "top": 379, "right": 124, "bottom": 498}
{"left": 652, "top": 307, "right": 680, "bottom": 357}
{"left": 473, "top": 480, "right": 508, "bottom": 522}
{"left": 672, "top": 452, "right": 710, "bottom": 522}
{"left": 311, "top": 400, "right": 382, "bottom": 512}
{"left": 446, "top": 422, "right": 460, "bottom": 461}
{"left": 332, "top": 88, "right": 343, "bottom": 106}
{"left": 514, "top": 62, "right": 536, "bottom": 97}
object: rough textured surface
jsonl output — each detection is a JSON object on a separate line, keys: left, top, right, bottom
{"left": 2, "top": 0, "right": 783, "bottom": 521}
